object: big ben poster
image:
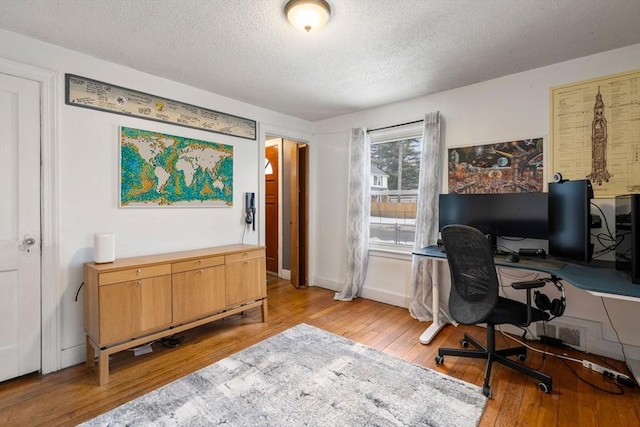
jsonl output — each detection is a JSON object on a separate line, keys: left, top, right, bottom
{"left": 550, "top": 70, "right": 639, "bottom": 198}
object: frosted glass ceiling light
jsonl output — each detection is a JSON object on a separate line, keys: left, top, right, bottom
{"left": 285, "top": 0, "right": 331, "bottom": 33}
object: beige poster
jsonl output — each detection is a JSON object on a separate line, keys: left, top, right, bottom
{"left": 550, "top": 70, "right": 640, "bottom": 198}
{"left": 66, "top": 74, "right": 256, "bottom": 140}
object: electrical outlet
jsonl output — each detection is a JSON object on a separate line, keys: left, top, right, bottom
{"left": 582, "top": 360, "right": 605, "bottom": 374}
{"left": 132, "top": 343, "right": 153, "bottom": 356}
{"left": 582, "top": 359, "right": 632, "bottom": 382}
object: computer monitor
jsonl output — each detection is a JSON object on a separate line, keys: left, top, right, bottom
{"left": 548, "top": 179, "right": 593, "bottom": 264}
{"left": 438, "top": 192, "right": 549, "bottom": 247}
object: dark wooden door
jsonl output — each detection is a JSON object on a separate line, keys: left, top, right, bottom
{"left": 289, "top": 142, "right": 308, "bottom": 288}
{"left": 298, "top": 144, "right": 308, "bottom": 287}
{"left": 265, "top": 145, "right": 279, "bottom": 273}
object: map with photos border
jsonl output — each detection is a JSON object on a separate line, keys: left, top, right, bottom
{"left": 66, "top": 74, "right": 256, "bottom": 140}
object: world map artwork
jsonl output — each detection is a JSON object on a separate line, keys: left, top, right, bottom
{"left": 120, "top": 127, "right": 233, "bottom": 207}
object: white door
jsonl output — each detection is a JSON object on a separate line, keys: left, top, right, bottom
{"left": 0, "top": 73, "right": 42, "bottom": 382}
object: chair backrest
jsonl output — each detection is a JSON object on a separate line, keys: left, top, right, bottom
{"left": 441, "top": 224, "right": 499, "bottom": 324}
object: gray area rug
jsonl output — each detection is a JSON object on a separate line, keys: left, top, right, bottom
{"left": 81, "top": 324, "right": 487, "bottom": 426}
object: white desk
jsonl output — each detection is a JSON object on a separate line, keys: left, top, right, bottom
{"left": 413, "top": 245, "right": 640, "bottom": 383}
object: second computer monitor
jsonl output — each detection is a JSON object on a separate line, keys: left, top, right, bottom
{"left": 438, "top": 192, "right": 549, "bottom": 244}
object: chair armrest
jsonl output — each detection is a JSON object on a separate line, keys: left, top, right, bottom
{"left": 511, "top": 279, "right": 548, "bottom": 326}
{"left": 512, "top": 279, "right": 547, "bottom": 290}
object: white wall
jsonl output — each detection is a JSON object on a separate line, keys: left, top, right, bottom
{"left": 2, "top": 28, "right": 638, "bottom": 370}
{"left": 0, "top": 30, "right": 312, "bottom": 369}
{"left": 311, "top": 44, "right": 640, "bottom": 361}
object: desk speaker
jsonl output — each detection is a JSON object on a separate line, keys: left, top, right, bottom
{"left": 94, "top": 233, "right": 115, "bottom": 264}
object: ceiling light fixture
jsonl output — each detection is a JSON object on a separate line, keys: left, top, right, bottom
{"left": 285, "top": 0, "right": 332, "bottom": 33}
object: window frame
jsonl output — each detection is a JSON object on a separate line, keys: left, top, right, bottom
{"left": 368, "top": 122, "right": 424, "bottom": 253}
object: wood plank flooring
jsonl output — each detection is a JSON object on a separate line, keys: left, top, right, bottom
{"left": 1, "top": 279, "right": 638, "bottom": 426}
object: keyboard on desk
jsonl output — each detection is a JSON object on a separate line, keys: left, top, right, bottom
{"left": 518, "top": 258, "right": 566, "bottom": 269}
{"left": 494, "top": 255, "right": 566, "bottom": 269}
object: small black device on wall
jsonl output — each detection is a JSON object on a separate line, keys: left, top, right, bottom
{"left": 245, "top": 192, "right": 256, "bottom": 231}
{"left": 616, "top": 194, "right": 639, "bottom": 284}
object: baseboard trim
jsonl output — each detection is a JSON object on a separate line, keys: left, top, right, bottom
{"left": 312, "top": 276, "right": 408, "bottom": 308}
{"left": 311, "top": 276, "right": 341, "bottom": 292}
{"left": 360, "top": 288, "right": 410, "bottom": 308}
{"left": 60, "top": 344, "right": 86, "bottom": 369}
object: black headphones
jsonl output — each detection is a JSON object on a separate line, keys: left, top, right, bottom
{"left": 534, "top": 281, "right": 566, "bottom": 317}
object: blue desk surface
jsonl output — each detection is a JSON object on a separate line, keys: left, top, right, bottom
{"left": 413, "top": 245, "right": 640, "bottom": 300}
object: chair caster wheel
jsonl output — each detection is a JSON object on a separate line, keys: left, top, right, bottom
{"left": 538, "top": 382, "right": 550, "bottom": 393}
{"left": 482, "top": 385, "right": 492, "bottom": 397}
{"left": 460, "top": 339, "right": 469, "bottom": 348}
{"left": 435, "top": 355, "right": 444, "bottom": 365}
{"left": 517, "top": 354, "right": 527, "bottom": 362}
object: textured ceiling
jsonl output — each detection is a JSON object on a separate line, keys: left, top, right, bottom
{"left": 0, "top": 0, "right": 639, "bottom": 121}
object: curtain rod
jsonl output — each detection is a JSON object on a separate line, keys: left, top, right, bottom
{"left": 367, "top": 119, "right": 423, "bottom": 133}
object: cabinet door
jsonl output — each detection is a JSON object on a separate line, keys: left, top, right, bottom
{"left": 98, "top": 275, "right": 172, "bottom": 346}
{"left": 172, "top": 265, "right": 225, "bottom": 323}
{"left": 225, "top": 256, "right": 267, "bottom": 306}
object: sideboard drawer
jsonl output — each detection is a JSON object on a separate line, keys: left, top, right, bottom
{"left": 172, "top": 256, "right": 225, "bottom": 273}
{"left": 99, "top": 264, "right": 171, "bottom": 286}
{"left": 226, "top": 249, "right": 265, "bottom": 264}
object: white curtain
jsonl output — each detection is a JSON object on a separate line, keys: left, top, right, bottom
{"left": 408, "top": 112, "right": 452, "bottom": 322}
{"left": 335, "top": 128, "right": 371, "bottom": 301}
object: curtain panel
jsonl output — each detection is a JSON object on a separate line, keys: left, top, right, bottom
{"left": 335, "top": 128, "right": 371, "bottom": 301}
{"left": 408, "top": 112, "right": 452, "bottom": 323}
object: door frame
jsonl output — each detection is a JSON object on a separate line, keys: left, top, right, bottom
{"left": 260, "top": 125, "right": 311, "bottom": 282}
{"left": 289, "top": 142, "right": 308, "bottom": 287}
{"left": 264, "top": 142, "right": 280, "bottom": 274}
{"left": 1, "top": 58, "right": 60, "bottom": 374}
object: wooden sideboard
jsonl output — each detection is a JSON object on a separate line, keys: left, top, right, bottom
{"left": 83, "top": 244, "right": 267, "bottom": 385}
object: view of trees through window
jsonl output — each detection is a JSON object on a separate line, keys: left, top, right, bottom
{"left": 370, "top": 137, "right": 422, "bottom": 248}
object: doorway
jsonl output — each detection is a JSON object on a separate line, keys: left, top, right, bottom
{"left": 265, "top": 144, "right": 279, "bottom": 273}
{"left": 0, "top": 72, "right": 42, "bottom": 381}
{"left": 1, "top": 59, "right": 59, "bottom": 377}
{"left": 264, "top": 137, "right": 308, "bottom": 287}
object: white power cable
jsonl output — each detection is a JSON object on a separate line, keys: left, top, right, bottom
{"left": 498, "top": 327, "right": 583, "bottom": 364}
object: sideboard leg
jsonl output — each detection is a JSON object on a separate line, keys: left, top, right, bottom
{"left": 98, "top": 350, "right": 110, "bottom": 385}
{"left": 261, "top": 298, "right": 269, "bottom": 322}
{"left": 85, "top": 336, "right": 95, "bottom": 368}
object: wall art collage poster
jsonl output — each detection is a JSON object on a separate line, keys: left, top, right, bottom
{"left": 120, "top": 126, "right": 233, "bottom": 207}
{"left": 448, "top": 138, "right": 544, "bottom": 194}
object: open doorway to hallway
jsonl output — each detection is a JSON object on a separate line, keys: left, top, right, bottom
{"left": 265, "top": 136, "right": 308, "bottom": 288}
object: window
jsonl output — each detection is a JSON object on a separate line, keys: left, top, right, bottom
{"left": 265, "top": 158, "right": 274, "bottom": 175}
{"left": 369, "top": 124, "right": 423, "bottom": 250}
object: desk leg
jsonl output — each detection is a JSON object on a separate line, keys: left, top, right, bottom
{"left": 419, "top": 260, "right": 447, "bottom": 344}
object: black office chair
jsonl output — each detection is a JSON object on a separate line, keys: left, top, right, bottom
{"left": 435, "top": 224, "right": 553, "bottom": 397}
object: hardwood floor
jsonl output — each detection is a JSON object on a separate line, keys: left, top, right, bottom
{"left": 1, "top": 279, "right": 638, "bottom": 426}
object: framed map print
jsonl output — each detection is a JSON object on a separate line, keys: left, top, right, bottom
{"left": 120, "top": 127, "right": 233, "bottom": 207}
